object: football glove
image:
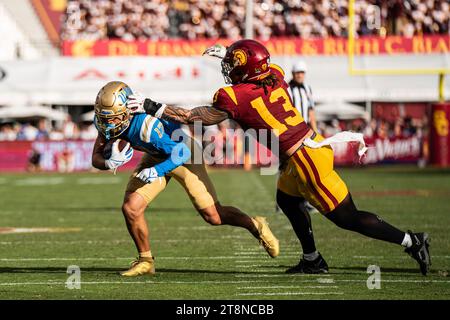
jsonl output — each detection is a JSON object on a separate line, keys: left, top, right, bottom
{"left": 127, "top": 93, "right": 166, "bottom": 118}
{"left": 143, "top": 98, "right": 166, "bottom": 117}
{"left": 202, "top": 44, "right": 227, "bottom": 59}
{"left": 127, "top": 92, "right": 146, "bottom": 114}
{"left": 136, "top": 167, "right": 161, "bottom": 184}
{"left": 105, "top": 140, "right": 134, "bottom": 170}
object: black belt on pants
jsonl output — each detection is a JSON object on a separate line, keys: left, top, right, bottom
{"left": 298, "top": 131, "right": 317, "bottom": 151}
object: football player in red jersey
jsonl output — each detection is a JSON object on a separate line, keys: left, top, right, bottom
{"left": 127, "top": 40, "right": 431, "bottom": 275}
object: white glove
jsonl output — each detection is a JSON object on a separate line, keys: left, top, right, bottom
{"left": 202, "top": 44, "right": 227, "bottom": 59}
{"left": 127, "top": 92, "right": 145, "bottom": 114}
{"left": 105, "top": 140, "right": 134, "bottom": 170}
{"left": 136, "top": 167, "right": 160, "bottom": 184}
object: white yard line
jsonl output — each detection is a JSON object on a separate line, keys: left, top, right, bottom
{"left": 0, "top": 257, "right": 132, "bottom": 261}
{"left": 234, "top": 252, "right": 299, "bottom": 257}
{"left": 234, "top": 250, "right": 300, "bottom": 254}
{"left": 2, "top": 278, "right": 448, "bottom": 287}
{"left": 76, "top": 177, "right": 122, "bottom": 184}
{"left": 353, "top": 255, "right": 450, "bottom": 259}
{"left": 234, "top": 274, "right": 330, "bottom": 278}
{"left": 339, "top": 279, "right": 450, "bottom": 283}
{"left": 235, "top": 265, "right": 272, "bottom": 268}
{"left": 234, "top": 259, "right": 297, "bottom": 263}
{"left": 0, "top": 239, "right": 227, "bottom": 245}
{"left": 234, "top": 256, "right": 450, "bottom": 262}
{"left": 234, "top": 275, "right": 450, "bottom": 283}
{"left": 1, "top": 277, "right": 448, "bottom": 288}
{"left": 0, "top": 256, "right": 296, "bottom": 261}
{"left": 317, "top": 278, "right": 335, "bottom": 283}
{"left": 236, "top": 292, "right": 344, "bottom": 296}
{"left": 14, "top": 177, "right": 65, "bottom": 186}
{"left": 237, "top": 285, "right": 339, "bottom": 289}
{"left": 0, "top": 256, "right": 279, "bottom": 261}
{"left": 234, "top": 252, "right": 270, "bottom": 255}
{"left": 0, "top": 280, "right": 257, "bottom": 286}
{"left": 9, "top": 177, "right": 124, "bottom": 186}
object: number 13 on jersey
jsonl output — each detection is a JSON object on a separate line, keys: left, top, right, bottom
{"left": 250, "top": 87, "right": 304, "bottom": 136}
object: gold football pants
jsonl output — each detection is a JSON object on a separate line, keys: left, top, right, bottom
{"left": 126, "top": 137, "right": 217, "bottom": 210}
{"left": 277, "top": 134, "right": 349, "bottom": 214}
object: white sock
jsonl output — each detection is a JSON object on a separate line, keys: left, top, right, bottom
{"left": 401, "top": 233, "right": 412, "bottom": 248}
{"left": 303, "top": 251, "right": 319, "bottom": 261}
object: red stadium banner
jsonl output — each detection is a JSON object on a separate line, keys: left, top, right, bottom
{"left": 61, "top": 35, "right": 450, "bottom": 57}
{"left": 333, "top": 136, "right": 423, "bottom": 166}
{"left": 0, "top": 140, "right": 143, "bottom": 172}
{"left": 0, "top": 141, "right": 33, "bottom": 171}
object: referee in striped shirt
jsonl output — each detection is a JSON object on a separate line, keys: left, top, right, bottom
{"left": 287, "top": 61, "right": 317, "bottom": 132}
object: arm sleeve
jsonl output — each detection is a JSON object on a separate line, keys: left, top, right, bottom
{"left": 211, "top": 87, "right": 239, "bottom": 119}
{"left": 141, "top": 118, "right": 191, "bottom": 177}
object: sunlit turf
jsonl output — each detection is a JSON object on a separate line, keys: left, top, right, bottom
{"left": 0, "top": 165, "right": 449, "bottom": 299}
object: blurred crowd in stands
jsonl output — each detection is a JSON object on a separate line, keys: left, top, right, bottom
{"left": 0, "top": 114, "right": 428, "bottom": 142}
{"left": 319, "top": 115, "right": 428, "bottom": 140}
{"left": 0, "top": 117, "right": 97, "bottom": 141}
{"left": 61, "top": 0, "right": 449, "bottom": 41}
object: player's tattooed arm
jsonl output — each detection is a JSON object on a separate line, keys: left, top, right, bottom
{"left": 161, "top": 105, "right": 229, "bottom": 125}
{"left": 91, "top": 134, "right": 108, "bottom": 170}
{"left": 140, "top": 98, "right": 229, "bottom": 125}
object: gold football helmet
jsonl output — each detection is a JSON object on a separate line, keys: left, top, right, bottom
{"left": 94, "top": 81, "right": 133, "bottom": 140}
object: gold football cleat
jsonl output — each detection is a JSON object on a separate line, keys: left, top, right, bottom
{"left": 120, "top": 256, "right": 155, "bottom": 277}
{"left": 252, "top": 216, "right": 280, "bottom": 258}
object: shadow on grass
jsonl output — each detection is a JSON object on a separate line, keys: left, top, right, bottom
{"left": 0, "top": 267, "right": 262, "bottom": 275}
{"left": 3, "top": 265, "right": 421, "bottom": 276}
{"left": 0, "top": 267, "right": 123, "bottom": 274}
{"left": 329, "top": 266, "right": 420, "bottom": 274}
{"left": 274, "top": 264, "right": 421, "bottom": 275}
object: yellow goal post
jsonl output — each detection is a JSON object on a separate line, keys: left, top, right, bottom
{"left": 348, "top": 0, "right": 449, "bottom": 101}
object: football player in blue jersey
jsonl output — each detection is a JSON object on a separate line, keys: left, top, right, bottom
{"left": 91, "top": 81, "right": 279, "bottom": 276}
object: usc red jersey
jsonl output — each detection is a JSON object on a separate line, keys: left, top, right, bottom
{"left": 212, "top": 64, "right": 310, "bottom": 153}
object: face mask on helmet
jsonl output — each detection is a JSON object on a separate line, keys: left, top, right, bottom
{"left": 94, "top": 82, "right": 133, "bottom": 140}
{"left": 94, "top": 111, "right": 130, "bottom": 140}
{"left": 221, "top": 58, "right": 233, "bottom": 84}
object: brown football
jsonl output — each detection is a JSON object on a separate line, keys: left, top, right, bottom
{"left": 103, "top": 139, "right": 128, "bottom": 159}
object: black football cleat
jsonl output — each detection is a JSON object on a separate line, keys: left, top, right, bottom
{"left": 404, "top": 231, "right": 431, "bottom": 276}
{"left": 286, "top": 252, "right": 329, "bottom": 274}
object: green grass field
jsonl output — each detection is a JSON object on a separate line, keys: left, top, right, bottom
{"left": 0, "top": 166, "right": 449, "bottom": 300}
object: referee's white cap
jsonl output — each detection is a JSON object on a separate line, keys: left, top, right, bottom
{"left": 292, "top": 60, "right": 307, "bottom": 73}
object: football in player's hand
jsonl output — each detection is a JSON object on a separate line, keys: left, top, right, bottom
{"left": 103, "top": 139, "right": 128, "bottom": 159}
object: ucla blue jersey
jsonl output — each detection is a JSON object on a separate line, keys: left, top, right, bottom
{"left": 159, "top": 118, "right": 181, "bottom": 137}
{"left": 120, "top": 114, "right": 190, "bottom": 177}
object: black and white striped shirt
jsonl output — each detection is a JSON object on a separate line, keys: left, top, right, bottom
{"left": 287, "top": 80, "right": 314, "bottom": 124}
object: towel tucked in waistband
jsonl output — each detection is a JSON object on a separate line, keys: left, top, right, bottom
{"left": 302, "top": 131, "right": 368, "bottom": 157}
